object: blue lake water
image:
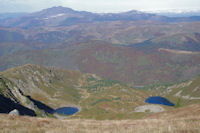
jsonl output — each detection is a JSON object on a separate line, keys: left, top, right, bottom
{"left": 53, "top": 107, "right": 79, "bottom": 115}
{"left": 145, "top": 96, "right": 175, "bottom": 106}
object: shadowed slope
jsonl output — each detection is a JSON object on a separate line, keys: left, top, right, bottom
{"left": 0, "top": 94, "right": 36, "bottom": 116}
{"left": 26, "top": 96, "right": 54, "bottom": 114}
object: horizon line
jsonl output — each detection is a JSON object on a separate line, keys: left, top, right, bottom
{"left": 1, "top": 6, "right": 200, "bottom": 14}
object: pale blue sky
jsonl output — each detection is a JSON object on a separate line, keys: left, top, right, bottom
{"left": 0, "top": 0, "right": 200, "bottom": 13}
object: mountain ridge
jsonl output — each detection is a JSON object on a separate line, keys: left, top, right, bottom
{"left": 0, "top": 6, "right": 200, "bottom": 88}
{"left": 1, "top": 64, "right": 200, "bottom": 121}
{"left": 0, "top": 64, "right": 151, "bottom": 119}
{"left": 1, "top": 6, "right": 200, "bottom": 28}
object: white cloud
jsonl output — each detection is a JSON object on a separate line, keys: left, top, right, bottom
{"left": 0, "top": 0, "right": 199, "bottom": 13}
{"left": 0, "top": 0, "right": 62, "bottom": 12}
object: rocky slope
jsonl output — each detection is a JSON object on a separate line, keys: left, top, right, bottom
{"left": 1, "top": 64, "right": 200, "bottom": 119}
{"left": 0, "top": 64, "right": 150, "bottom": 119}
{"left": 148, "top": 74, "right": 200, "bottom": 107}
{"left": 0, "top": 75, "right": 36, "bottom": 116}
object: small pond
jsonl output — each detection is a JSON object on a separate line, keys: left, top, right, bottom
{"left": 145, "top": 96, "right": 174, "bottom": 106}
{"left": 53, "top": 107, "right": 79, "bottom": 116}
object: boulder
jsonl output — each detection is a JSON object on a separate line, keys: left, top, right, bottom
{"left": 9, "top": 109, "right": 20, "bottom": 116}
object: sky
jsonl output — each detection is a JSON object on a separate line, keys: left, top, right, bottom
{"left": 0, "top": 0, "right": 200, "bottom": 13}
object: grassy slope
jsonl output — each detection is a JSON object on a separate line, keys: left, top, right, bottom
{"left": 0, "top": 104, "right": 200, "bottom": 133}
{"left": 1, "top": 64, "right": 150, "bottom": 119}
{"left": 147, "top": 75, "right": 200, "bottom": 107}
{"left": 1, "top": 64, "right": 200, "bottom": 131}
{"left": 132, "top": 32, "right": 200, "bottom": 52}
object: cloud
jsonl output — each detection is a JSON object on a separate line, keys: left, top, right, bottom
{"left": 60, "top": 0, "right": 200, "bottom": 12}
{"left": 0, "top": 0, "right": 200, "bottom": 13}
{"left": 0, "top": 0, "right": 62, "bottom": 12}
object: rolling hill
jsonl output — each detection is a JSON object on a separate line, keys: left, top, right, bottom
{"left": 1, "top": 21, "right": 200, "bottom": 48}
{"left": 0, "top": 40, "right": 200, "bottom": 86}
{"left": 131, "top": 32, "right": 200, "bottom": 52}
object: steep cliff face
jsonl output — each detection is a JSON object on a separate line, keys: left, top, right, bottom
{"left": 1, "top": 64, "right": 85, "bottom": 108}
{"left": 0, "top": 76, "right": 36, "bottom": 116}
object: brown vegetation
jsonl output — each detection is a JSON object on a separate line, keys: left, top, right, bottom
{"left": 0, "top": 114, "right": 199, "bottom": 133}
{"left": 0, "top": 104, "right": 200, "bottom": 133}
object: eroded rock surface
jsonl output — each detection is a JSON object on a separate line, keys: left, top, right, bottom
{"left": 134, "top": 105, "right": 165, "bottom": 113}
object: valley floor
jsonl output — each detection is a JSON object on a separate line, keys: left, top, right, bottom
{"left": 1, "top": 105, "right": 200, "bottom": 133}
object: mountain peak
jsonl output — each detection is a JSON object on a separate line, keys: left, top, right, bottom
{"left": 119, "top": 10, "right": 156, "bottom": 17}
{"left": 46, "top": 6, "right": 74, "bottom": 11}
{"left": 126, "top": 10, "right": 145, "bottom": 14}
{"left": 35, "top": 6, "right": 75, "bottom": 16}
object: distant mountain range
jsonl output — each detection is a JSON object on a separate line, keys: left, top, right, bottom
{"left": 0, "top": 6, "right": 156, "bottom": 28}
{"left": 151, "top": 10, "right": 200, "bottom": 17}
{"left": 0, "top": 6, "right": 200, "bottom": 86}
{"left": 0, "top": 13, "right": 27, "bottom": 20}
{"left": 1, "top": 6, "right": 200, "bottom": 122}
{"left": 1, "top": 6, "right": 200, "bottom": 28}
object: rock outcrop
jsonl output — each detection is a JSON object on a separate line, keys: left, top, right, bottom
{"left": 134, "top": 105, "right": 165, "bottom": 113}
{"left": 0, "top": 75, "right": 36, "bottom": 116}
{"left": 9, "top": 109, "right": 19, "bottom": 116}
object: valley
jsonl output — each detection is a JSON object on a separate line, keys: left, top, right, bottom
{"left": 0, "top": 64, "right": 150, "bottom": 119}
{"left": 1, "top": 12, "right": 200, "bottom": 86}
{"left": 1, "top": 64, "right": 200, "bottom": 120}
{"left": 0, "top": 5, "right": 200, "bottom": 133}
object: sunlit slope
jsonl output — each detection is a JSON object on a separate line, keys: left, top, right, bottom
{"left": 149, "top": 75, "right": 200, "bottom": 107}
{"left": 1, "top": 64, "right": 149, "bottom": 119}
